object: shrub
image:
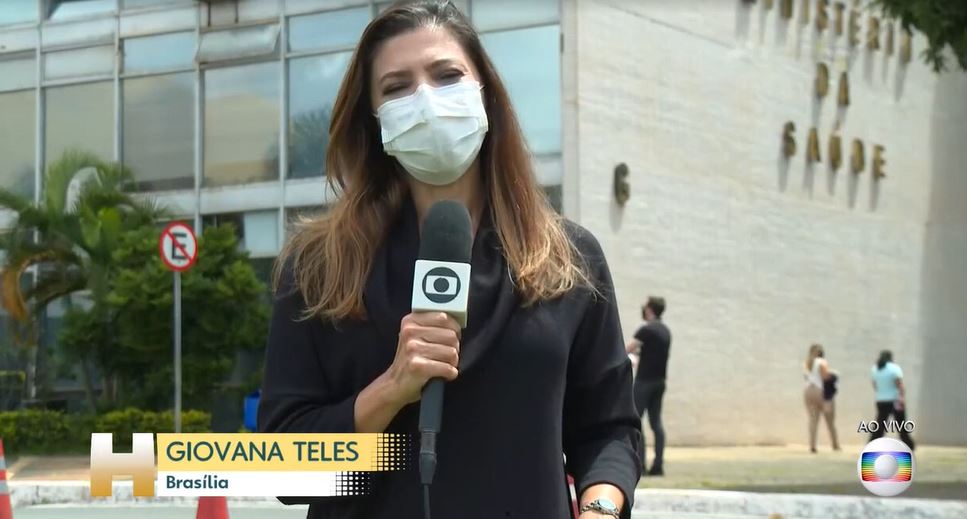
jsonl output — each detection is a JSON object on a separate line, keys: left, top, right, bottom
{"left": 0, "top": 409, "right": 73, "bottom": 454}
{"left": 0, "top": 408, "right": 211, "bottom": 455}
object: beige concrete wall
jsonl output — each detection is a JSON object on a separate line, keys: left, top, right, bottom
{"left": 564, "top": 0, "right": 967, "bottom": 445}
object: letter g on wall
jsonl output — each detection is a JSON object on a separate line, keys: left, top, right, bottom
{"left": 614, "top": 163, "right": 630, "bottom": 206}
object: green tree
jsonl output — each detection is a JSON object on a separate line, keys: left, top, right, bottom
{"left": 79, "top": 224, "right": 270, "bottom": 410}
{"left": 873, "top": 0, "right": 967, "bottom": 72}
{"left": 0, "top": 151, "right": 165, "bottom": 406}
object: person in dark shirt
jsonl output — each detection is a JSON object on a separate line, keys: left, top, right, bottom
{"left": 625, "top": 297, "right": 671, "bottom": 476}
{"left": 258, "top": 2, "right": 642, "bottom": 518}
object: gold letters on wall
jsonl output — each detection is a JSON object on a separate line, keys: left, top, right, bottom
{"left": 848, "top": 7, "right": 860, "bottom": 46}
{"left": 833, "top": 2, "right": 845, "bottom": 35}
{"left": 816, "top": 63, "right": 830, "bottom": 98}
{"left": 773, "top": 2, "right": 895, "bottom": 186}
{"left": 807, "top": 128, "right": 822, "bottom": 162}
{"left": 867, "top": 16, "right": 880, "bottom": 50}
{"left": 829, "top": 126, "right": 843, "bottom": 171}
{"left": 838, "top": 72, "right": 850, "bottom": 107}
{"left": 781, "top": 0, "right": 793, "bottom": 19}
{"left": 613, "top": 163, "right": 630, "bottom": 205}
{"left": 900, "top": 28, "right": 912, "bottom": 64}
{"left": 885, "top": 23, "right": 895, "bottom": 55}
{"left": 782, "top": 122, "right": 797, "bottom": 158}
{"left": 816, "top": 0, "right": 829, "bottom": 31}
{"left": 873, "top": 145, "right": 886, "bottom": 179}
{"left": 851, "top": 139, "right": 865, "bottom": 174}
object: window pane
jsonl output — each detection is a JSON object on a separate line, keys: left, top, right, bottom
{"left": 0, "top": 90, "right": 36, "bottom": 198}
{"left": 204, "top": 62, "right": 280, "bottom": 187}
{"left": 48, "top": 0, "right": 115, "bottom": 21}
{"left": 123, "top": 73, "right": 194, "bottom": 191}
{"left": 123, "top": 0, "right": 193, "bottom": 8}
{"left": 120, "top": 7, "right": 196, "bottom": 36}
{"left": 377, "top": 1, "right": 466, "bottom": 14}
{"left": 44, "top": 45, "right": 115, "bottom": 80}
{"left": 472, "top": 0, "right": 558, "bottom": 31}
{"left": 0, "top": 56, "right": 36, "bottom": 92}
{"left": 123, "top": 31, "right": 195, "bottom": 73}
{"left": 287, "top": 7, "right": 368, "bottom": 52}
{"left": 45, "top": 81, "right": 114, "bottom": 166}
{"left": 0, "top": 26, "right": 39, "bottom": 53}
{"left": 0, "top": 0, "right": 38, "bottom": 26}
{"left": 202, "top": 212, "right": 243, "bottom": 236}
{"left": 482, "top": 25, "right": 561, "bottom": 155}
{"left": 42, "top": 16, "right": 115, "bottom": 47}
{"left": 197, "top": 24, "right": 280, "bottom": 63}
{"left": 243, "top": 210, "right": 279, "bottom": 256}
{"left": 238, "top": 0, "right": 280, "bottom": 22}
{"left": 202, "top": 210, "right": 280, "bottom": 257}
{"left": 288, "top": 52, "right": 349, "bottom": 179}
{"left": 287, "top": 0, "right": 368, "bottom": 15}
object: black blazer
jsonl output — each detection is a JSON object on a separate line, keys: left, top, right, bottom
{"left": 258, "top": 199, "right": 643, "bottom": 519}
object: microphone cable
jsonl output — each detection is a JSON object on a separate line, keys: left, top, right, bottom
{"left": 423, "top": 483, "right": 432, "bottom": 519}
{"left": 420, "top": 429, "right": 437, "bottom": 519}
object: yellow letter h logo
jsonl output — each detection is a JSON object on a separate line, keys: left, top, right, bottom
{"left": 90, "top": 433, "right": 156, "bottom": 497}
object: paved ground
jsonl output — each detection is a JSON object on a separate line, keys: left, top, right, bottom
{"left": 10, "top": 505, "right": 755, "bottom": 519}
{"left": 9, "top": 443, "right": 967, "bottom": 507}
{"left": 14, "top": 504, "right": 308, "bottom": 519}
{"left": 635, "top": 443, "right": 967, "bottom": 500}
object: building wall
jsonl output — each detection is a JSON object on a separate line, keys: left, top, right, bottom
{"left": 566, "top": 0, "right": 967, "bottom": 445}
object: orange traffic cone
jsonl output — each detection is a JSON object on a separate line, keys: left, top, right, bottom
{"left": 195, "top": 496, "right": 229, "bottom": 519}
{"left": 0, "top": 438, "right": 12, "bottom": 519}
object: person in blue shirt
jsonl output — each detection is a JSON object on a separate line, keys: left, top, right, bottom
{"left": 870, "top": 350, "right": 915, "bottom": 449}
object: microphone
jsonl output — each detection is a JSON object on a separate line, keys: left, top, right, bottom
{"left": 412, "top": 200, "right": 472, "bottom": 499}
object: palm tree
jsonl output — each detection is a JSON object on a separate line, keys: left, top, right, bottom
{"left": 0, "top": 150, "right": 166, "bottom": 409}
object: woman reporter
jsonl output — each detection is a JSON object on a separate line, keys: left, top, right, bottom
{"left": 258, "top": 1, "right": 642, "bottom": 518}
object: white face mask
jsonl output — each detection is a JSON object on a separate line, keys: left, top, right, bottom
{"left": 376, "top": 80, "right": 489, "bottom": 186}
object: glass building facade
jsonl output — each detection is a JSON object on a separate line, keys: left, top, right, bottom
{"left": 0, "top": 0, "right": 563, "bottom": 249}
{"left": 0, "top": 0, "right": 562, "bottom": 402}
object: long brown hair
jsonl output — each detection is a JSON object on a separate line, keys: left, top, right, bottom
{"left": 805, "top": 344, "right": 824, "bottom": 371}
{"left": 277, "top": 0, "right": 587, "bottom": 321}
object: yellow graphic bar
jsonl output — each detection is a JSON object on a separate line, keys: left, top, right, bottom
{"left": 155, "top": 433, "right": 408, "bottom": 472}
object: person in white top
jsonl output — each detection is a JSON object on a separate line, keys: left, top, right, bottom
{"left": 803, "top": 344, "right": 841, "bottom": 453}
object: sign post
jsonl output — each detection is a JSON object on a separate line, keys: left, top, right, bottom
{"left": 159, "top": 222, "right": 198, "bottom": 433}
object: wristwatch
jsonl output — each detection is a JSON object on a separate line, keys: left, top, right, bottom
{"left": 580, "top": 497, "right": 620, "bottom": 518}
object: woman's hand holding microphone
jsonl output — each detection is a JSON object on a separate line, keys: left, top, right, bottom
{"left": 354, "top": 311, "right": 461, "bottom": 432}
{"left": 388, "top": 312, "right": 462, "bottom": 404}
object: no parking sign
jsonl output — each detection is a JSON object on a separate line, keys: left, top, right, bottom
{"left": 158, "top": 222, "right": 198, "bottom": 272}
{"left": 158, "top": 221, "right": 198, "bottom": 433}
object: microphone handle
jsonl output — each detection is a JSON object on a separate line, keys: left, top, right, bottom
{"left": 419, "top": 378, "right": 445, "bottom": 433}
{"left": 419, "top": 378, "right": 444, "bottom": 486}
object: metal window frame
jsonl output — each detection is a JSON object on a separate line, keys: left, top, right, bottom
{"left": 2, "top": 0, "right": 566, "bottom": 233}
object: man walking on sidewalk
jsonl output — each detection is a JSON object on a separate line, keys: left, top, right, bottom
{"left": 627, "top": 296, "right": 672, "bottom": 476}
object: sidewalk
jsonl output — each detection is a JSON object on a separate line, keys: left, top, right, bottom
{"left": 9, "top": 444, "right": 967, "bottom": 494}
{"left": 7, "top": 444, "right": 967, "bottom": 517}
{"left": 636, "top": 444, "right": 967, "bottom": 500}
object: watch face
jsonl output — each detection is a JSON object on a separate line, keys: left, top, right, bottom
{"left": 597, "top": 498, "right": 617, "bottom": 511}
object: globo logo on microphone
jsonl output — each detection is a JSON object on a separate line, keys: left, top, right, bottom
{"left": 411, "top": 259, "right": 471, "bottom": 327}
{"left": 423, "top": 267, "right": 461, "bottom": 303}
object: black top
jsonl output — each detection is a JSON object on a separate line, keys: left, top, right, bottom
{"left": 258, "top": 198, "right": 642, "bottom": 519}
{"left": 633, "top": 321, "right": 671, "bottom": 382}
